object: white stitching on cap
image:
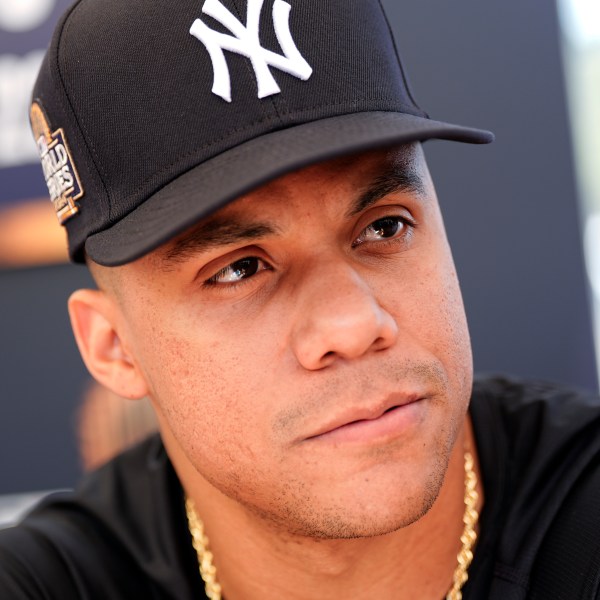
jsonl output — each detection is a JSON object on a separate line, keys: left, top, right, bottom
{"left": 190, "top": 0, "right": 312, "bottom": 102}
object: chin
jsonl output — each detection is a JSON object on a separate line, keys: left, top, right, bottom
{"left": 282, "top": 487, "right": 441, "bottom": 541}
{"left": 246, "top": 456, "right": 448, "bottom": 541}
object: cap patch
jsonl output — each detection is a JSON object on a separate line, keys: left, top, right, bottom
{"left": 30, "top": 101, "right": 84, "bottom": 224}
{"left": 189, "top": 0, "right": 312, "bottom": 102}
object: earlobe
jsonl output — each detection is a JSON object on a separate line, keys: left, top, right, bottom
{"left": 68, "top": 289, "right": 149, "bottom": 400}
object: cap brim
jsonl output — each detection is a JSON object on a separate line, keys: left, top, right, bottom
{"left": 85, "top": 111, "right": 493, "bottom": 266}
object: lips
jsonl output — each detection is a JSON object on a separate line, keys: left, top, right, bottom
{"left": 304, "top": 393, "right": 424, "bottom": 443}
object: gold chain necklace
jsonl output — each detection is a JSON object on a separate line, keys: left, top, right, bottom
{"left": 185, "top": 452, "right": 479, "bottom": 600}
{"left": 445, "top": 451, "right": 479, "bottom": 600}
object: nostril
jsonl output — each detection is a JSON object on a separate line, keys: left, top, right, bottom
{"left": 373, "top": 336, "right": 387, "bottom": 350}
{"left": 319, "top": 350, "right": 337, "bottom": 368}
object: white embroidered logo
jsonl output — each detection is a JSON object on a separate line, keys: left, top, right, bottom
{"left": 190, "top": 0, "right": 312, "bottom": 102}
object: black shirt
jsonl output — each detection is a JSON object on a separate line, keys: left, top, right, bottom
{"left": 1, "top": 376, "right": 600, "bottom": 599}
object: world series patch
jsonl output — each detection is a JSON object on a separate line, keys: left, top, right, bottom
{"left": 30, "top": 101, "right": 83, "bottom": 224}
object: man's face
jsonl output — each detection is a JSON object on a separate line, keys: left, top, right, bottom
{"left": 111, "top": 144, "right": 473, "bottom": 538}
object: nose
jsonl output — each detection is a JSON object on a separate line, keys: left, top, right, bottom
{"left": 290, "top": 261, "right": 399, "bottom": 370}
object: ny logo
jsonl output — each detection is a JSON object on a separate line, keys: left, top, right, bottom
{"left": 190, "top": 0, "right": 312, "bottom": 102}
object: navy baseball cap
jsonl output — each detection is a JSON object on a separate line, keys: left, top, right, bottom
{"left": 30, "top": 0, "right": 493, "bottom": 266}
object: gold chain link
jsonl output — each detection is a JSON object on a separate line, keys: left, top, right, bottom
{"left": 185, "top": 497, "right": 223, "bottom": 600}
{"left": 185, "top": 451, "right": 479, "bottom": 600}
{"left": 446, "top": 451, "right": 480, "bottom": 600}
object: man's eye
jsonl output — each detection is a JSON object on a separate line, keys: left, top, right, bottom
{"left": 206, "top": 257, "right": 268, "bottom": 285}
{"left": 354, "top": 216, "right": 410, "bottom": 246}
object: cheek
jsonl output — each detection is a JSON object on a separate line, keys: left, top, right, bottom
{"left": 132, "top": 307, "right": 278, "bottom": 474}
{"left": 387, "top": 240, "right": 472, "bottom": 396}
{"left": 424, "top": 256, "right": 472, "bottom": 395}
{"left": 435, "top": 266, "right": 472, "bottom": 395}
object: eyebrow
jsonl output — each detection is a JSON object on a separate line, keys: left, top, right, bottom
{"left": 160, "top": 163, "right": 426, "bottom": 267}
{"left": 346, "top": 166, "right": 426, "bottom": 217}
{"left": 162, "top": 220, "right": 277, "bottom": 266}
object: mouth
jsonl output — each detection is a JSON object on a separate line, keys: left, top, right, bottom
{"left": 304, "top": 395, "right": 426, "bottom": 445}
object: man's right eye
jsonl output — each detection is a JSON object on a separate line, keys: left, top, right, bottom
{"left": 205, "top": 257, "right": 269, "bottom": 286}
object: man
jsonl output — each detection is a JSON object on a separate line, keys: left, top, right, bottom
{"left": 1, "top": 0, "right": 599, "bottom": 599}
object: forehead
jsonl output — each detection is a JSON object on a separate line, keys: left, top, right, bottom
{"left": 231, "top": 144, "right": 427, "bottom": 206}
{"left": 168, "top": 145, "right": 426, "bottom": 237}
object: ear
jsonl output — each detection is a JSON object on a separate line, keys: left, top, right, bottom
{"left": 68, "top": 289, "right": 149, "bottom": 400}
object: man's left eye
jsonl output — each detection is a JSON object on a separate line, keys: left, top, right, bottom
{"left": 354, "top": 216, "right": 410, "bottom": 246}
{"left": 206, "top": 257, "right": 269, "bottom": 285}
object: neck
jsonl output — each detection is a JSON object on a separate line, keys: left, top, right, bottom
{"left": 167, "top": 418, "right": 482, "bottom": 600}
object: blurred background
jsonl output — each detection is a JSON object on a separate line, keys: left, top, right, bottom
{"left": 0, "top": 0, "right": 599, "bottom": 495}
